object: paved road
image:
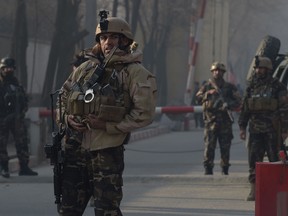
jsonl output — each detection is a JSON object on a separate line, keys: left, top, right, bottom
{"left": 0, "top": 125, "right": 255, "bottom": 216}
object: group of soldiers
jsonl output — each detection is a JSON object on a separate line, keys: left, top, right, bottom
{"left": 196, "top": 57, "right": 288, "bottom": 201}
{"left": 0, "top": 11, "right": 287, "bottom": 216}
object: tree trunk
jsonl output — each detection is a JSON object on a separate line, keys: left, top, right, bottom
{"left": 11, "top": 0, "right": 28, "bottom": 89}
{"left": 41, "top": 0, "right": 88, "bottom": 106}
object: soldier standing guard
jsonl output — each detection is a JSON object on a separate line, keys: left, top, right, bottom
{"left": 0, "top": 57, "right": 38, "bottom": 178}
{"left": 56, "top": 11, "right": 157, "bottom": 216}
{"left": 196, "top": 62, "right": 241, "bottom": 175}
{"left": 238, "top": 56, "right": 288, "bottom": 201}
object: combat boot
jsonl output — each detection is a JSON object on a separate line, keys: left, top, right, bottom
{"left": 246, "top": 183, "right": 255, "bottom": 201}
{"left": 222, "top": 166, "right": 229, "bottom": 175}
{"left": 19, "top": 163, "right": 38, "bottom": 176}
{"left": 204, "top": 166, "right": 213, "bottom": 175}
{"left": 1, "top": 161, "right": 10, "bottom": 178}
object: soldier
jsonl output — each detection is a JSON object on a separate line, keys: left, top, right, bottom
{"left": 0, "top": 57, "right": 38, "bottom": 178}
{"left": 238, "top": 56, "right": 288, "bottom": 201}
{"left": 56, "top": 12, "right": 157, "bottom": 216}
{"left": 196, "top": 62, "right": 241, "bottom": 175}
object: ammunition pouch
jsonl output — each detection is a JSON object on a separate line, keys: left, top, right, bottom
{"left": 98, "top": 104, "right": 126, "bottom": 122}
{"left": 67, "top": 91, "right": 85, "bottom": 115}
{"left": 247, "top": 98, "right": 278, "bottom": 112}
{"left": 67, "top": 91, "right": 127, "bottom": 123}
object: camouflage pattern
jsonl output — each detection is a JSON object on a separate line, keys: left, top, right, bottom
{"left": 0, "top": 118, "right": 29, "bottom": 164}
{"left": 56, "top": 32, "right": 157, "bottom": 215}
{"left": 0, "top": 73, "right": 30, "bottom": 168}
{"left": 247, "top": 133, "right": 279, "bottom": 183}
{"left": 59, "top": 143, "right": 124, "bottom": 216}
{"left": 238, "top": 75, "right": 288, "bottom": 183}
{"left": 196, "top": 78, "right": 242, "bottom": 169}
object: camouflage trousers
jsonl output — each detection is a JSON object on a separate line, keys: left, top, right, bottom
{"left": 203, "top": 126, "right": 233, "bottom": 169}
{"left": 247, "top": 132, "right": 279, "bottom": 184}
{"left": 0, "top": 117, "right": 29, "bottom": 166}
{"left": 59, "top": 143, "right": 124, "bottom": 216}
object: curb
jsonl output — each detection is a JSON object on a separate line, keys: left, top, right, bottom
{"left": 0, "top": 173, "right": 249, "bottom": 184}
{"left": 129, "top": 125, "right": 170, "bottom": 143}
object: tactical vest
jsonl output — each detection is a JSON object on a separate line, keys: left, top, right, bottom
{"left": 3, "top": 84, "right": 27, "bottom": 114}
{"left": 247, "top": 84, "right": 278, "bottom": 112}
{"left": 67, "top": 64, "right": 131, "bottom": 123}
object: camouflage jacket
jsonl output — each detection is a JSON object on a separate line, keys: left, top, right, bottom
{"left": 57, "top": 48, "right": 157, "bottom": 150}
{"left": 196, "top": 78, "right": 241, "bottom": 129}
{"left": 238, "top": 76, "right": 288, "bottom": 133}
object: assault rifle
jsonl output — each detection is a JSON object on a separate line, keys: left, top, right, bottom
{"left": 208, "top": 79, "right": 234, "bottom": 123}
{"left": 44, "top": 90, "right": 65, "bottom": 213}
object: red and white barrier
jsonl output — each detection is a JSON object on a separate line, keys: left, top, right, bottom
{"left": 184, "top": 0, "right": 207, "bottom": 105}
{"left": 37, "top": 106, "right": 204, "bottom": 117}
{"left": 155, "top": 106, "right": 202, "bottom": 114}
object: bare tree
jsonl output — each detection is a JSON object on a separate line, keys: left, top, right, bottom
{"left": 11, "top": 0, "right": 28, "bottom": 89}
{"left": 136, "top": 0, "right": 192, "bottom": 105}
{"left": 112, "top": 0, "right": 119, "bottom": 16}
{"left": 41, "top": 0, "right": 88, "bottom": 106}
{"left": 130, "top": 0, "right": 141, "bottom": 35}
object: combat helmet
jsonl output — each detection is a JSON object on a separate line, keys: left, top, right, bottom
{"left": 0, "top": 57, "right": 16, "bottom": 69}
{"left": 95, "top": 11, "right": 133, "bottom": 45}
{"left": 210, "top": 62, "right": 226, "bottom": 72}
{"left": 253, "top": 56, "right": 273, "bottom": 70}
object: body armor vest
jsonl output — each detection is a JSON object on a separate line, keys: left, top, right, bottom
{"left": 67, "top": 65, "right": 130, "bottom": 123}
{"left": 247, "top": 84, "right": 278, "bottom": 112}
{"left": 3, "top": 83, "right": 27, "bottom": 114}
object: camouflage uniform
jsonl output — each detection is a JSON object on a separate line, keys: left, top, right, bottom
{"left": 56, "top": 16, "right": 157, "bottom": 216}
{"left": 0, "top": 57, "right": 37, "bottom": 178}
{"left": 196, "top": 65, "right": 241, "bottom": 175}
{"left": 238, "top": 75, "right": 288, "bottom": 184}
{"left": 238, "top": 56, "right": 288, "bottom": 201}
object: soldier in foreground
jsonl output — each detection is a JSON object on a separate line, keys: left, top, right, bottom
{"left": 0, "top": 57, "right": 38, "bottom": 178}
{"left": 56, "top": 11, "right": 157, "bottom": 216}
{"left": 196, "top": 62, "right": 241, "bottom": 175}
{"left": 238, "top": 56, "right": 288, "bottom": 201}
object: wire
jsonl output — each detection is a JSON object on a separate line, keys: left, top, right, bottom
{"left": 125, "top": 140, "right": 243, "bottom": 154}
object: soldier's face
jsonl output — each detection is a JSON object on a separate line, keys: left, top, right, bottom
{"left": 211, "top": 69, "right": 224, "bottom": 79}
{"left": 255, "top": 67, "right": 268, "bottom": 79}
{"left": 1, "top": 67, "right": 14, "bottom": 77}
{"left": 99, "top": 33, "right": 120, "bottom": 56}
